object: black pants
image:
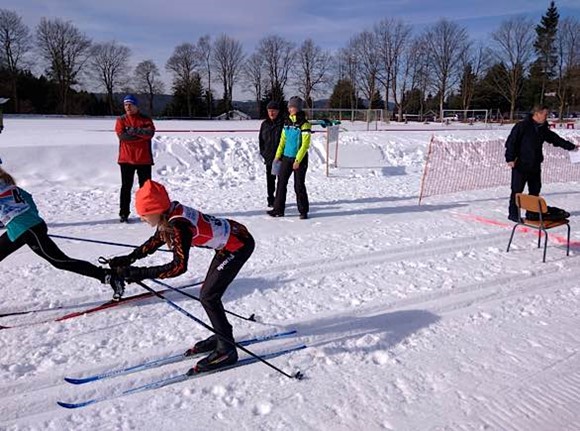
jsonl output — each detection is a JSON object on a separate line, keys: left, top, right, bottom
{"left": 0, "top": 222, "right": 106, "bottom": 282}
{"left": 199, "top": 229, "right": 255, "bottom": 349}
{"left": 119, "top": 163, "right": 152, "bottom": 218}
{"left": 273, "top": 155, "right": 309, "bottom": 216}
{"left": 509, "top": 168, "right": 542, "bottom": 218}
{"left": 265, "top": 162, "right": 277, "bottom": 206}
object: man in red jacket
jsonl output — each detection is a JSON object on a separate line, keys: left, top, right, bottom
{"left": 115, "top": 94, "right": 156, "bottom": 223}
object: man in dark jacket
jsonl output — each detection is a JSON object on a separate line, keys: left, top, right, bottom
{"left": 505, "top": 104, "right": 577, "bottom": 222}
{"left": 259, "top": 101, "right": 284, "bottom": 207}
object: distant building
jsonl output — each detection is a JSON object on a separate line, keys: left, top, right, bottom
{"left": 215, "top": 110, "right": 251, "bottom": 120}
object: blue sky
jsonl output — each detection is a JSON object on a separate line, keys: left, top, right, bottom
{"left": 3, "top": 0, "right": 580, "bottom": 97}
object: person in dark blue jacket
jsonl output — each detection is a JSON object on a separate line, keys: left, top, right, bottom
{"left": 0, "top": 161, "right": 125, "bottom": 300}
{"left": 258, "top": 101, "right": 284, "bottom": 207}
{"left": 505, "top": 105, "right": 577, "bottom": 222}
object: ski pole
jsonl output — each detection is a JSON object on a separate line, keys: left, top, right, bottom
{"left": 134, "top": 280, "right": 303, "bottom": 380}
{"left": 98, "top": 257, "right": 254, "bottom": 322}
{"left": 51, "top": 234, "right": 171, "bottom": 253}
{"left": 150, "top": 279, "right": 257, "bottom": 322}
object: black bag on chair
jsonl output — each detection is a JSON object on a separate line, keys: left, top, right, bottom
{"left": 526, "top": 206, "right": 570, "bottom": 221}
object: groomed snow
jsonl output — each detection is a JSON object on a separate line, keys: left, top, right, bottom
{"left": 1, "top": 117, "right": 580, "bottom": 431}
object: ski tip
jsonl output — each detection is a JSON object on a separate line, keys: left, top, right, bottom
{"left": 64, "top": 376, "right": 91, "bottom": 385}
{"left": 57, "top": 400, "right": 88, "bottom": 409}
{"left": 248, "top": 313, "right": 257, "bottom": 321}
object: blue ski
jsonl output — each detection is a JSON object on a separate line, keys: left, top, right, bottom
{"left": 57, "top": 344, "right": 306, "bottom": 409}
{"left": 64, "top": 330, "right": 297, "bottom": 385}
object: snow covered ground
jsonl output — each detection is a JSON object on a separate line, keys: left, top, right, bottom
{"left": 1, "top": 117, "right": 580, "bottom": 430}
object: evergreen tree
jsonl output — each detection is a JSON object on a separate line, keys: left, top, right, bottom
{"left": 401, "top": 89, "right": 424, "bottom": 115}
{"left": 329, "top": 79, "right": 356, "bottom": 109}
{"left": 164, "top": 74, "right": 205, "bottom": 118}
{"left": 534, "top": 1, "right": 559, "bottom": 104}
{"left": 369, "top": 89, "right": 384, "bottom": 109}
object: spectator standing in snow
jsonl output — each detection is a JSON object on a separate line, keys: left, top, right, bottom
{"left": 505, "top": 104, "right": 577, "bottom": 222}
{"left": 108, "top": 180, "right": 255, "bottom": 372}
{"left": 115, "top": 94, "right": 156, "bottom": 223}
{"left": 259, "top": 100, "right": 284, "bottom": 207}
{"left": 0, "top": 99, "right": 6, "bottom": 134}
{"left": 267, "top": 96, "right": 312, "bottom": 219}
{"left": 0, "top": 161, "right": 125, "bottom": 300}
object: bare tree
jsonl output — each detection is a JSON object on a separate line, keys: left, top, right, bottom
{"left": 422, "top": 19, "right": 470, "bottom": 120}
{"left": 555, "top": 17, "right": 580, "bottom": 119}
{"left": 375, "top": 18, "right": 413, "bottom": 120}
{"left": 89, "top": 41, "right": 131, "bottom": 115}
{"left": 397, "top": 36, "right": 429, "bottom": 120}
{"left": 197, "top": 35, "right": 213, "bottom": 117}
{"left": 257, "top": 35, "right": 295, "bottom": 101}
{"left": 490, "top": 17, "right": 535, "bottom": 120}
{"left": 349, "top": 31, "right": 381, "bottom": 109}
{"left": 212, "top": 34, "right": 245, "bottom": 115}
{"left": 294, "top": 38, "right": 333, "bottom": 108}
{"left": 36, "top": 18, "right": 92, "bottom": 113}
{"left": 166, "top": 42, "right": 201, "bottom": 117}
{"left": 459, "top": 43, "right": 487, "bottom": 112}
{"left": 134, "top": 60, "right": 164, "bottom": 116}
{"left": 0, "top": 9, "right": 32, "bottom": 112}
{"left": 242, "top": 52, "right": 264, "bottom": 115}
{"left": 337, "top": 45, "right": 362, "bottom": 112}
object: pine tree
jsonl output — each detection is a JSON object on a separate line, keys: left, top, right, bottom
{"left": 534, "top": 1, "right": 559, "bottom": 105}
{"left": 329, "top": 79, "right": 357, "bottom": 109}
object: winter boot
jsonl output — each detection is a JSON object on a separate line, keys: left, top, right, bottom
{"left": 184, "top": 334, "right": 217, "bottom": 356}
{"left": 104, "top": 270, "right": 125, "bottom": 301}
{"left": 190, "top": 339, "right": 238, "bottom": 374}
{"left": 119, "top": 215, "right": 129, "bottom": 223}
{"left": 267, "top": 209, "right": 284, "bottom": 217}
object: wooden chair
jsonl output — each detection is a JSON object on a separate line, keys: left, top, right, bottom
{"left": 506, "top": 193, "right": 570, "bottom": 262}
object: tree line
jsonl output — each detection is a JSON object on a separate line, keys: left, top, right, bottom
{"left": 0, "top": 2, "right": 578, "bottom": 120}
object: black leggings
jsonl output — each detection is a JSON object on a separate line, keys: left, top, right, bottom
{"left": 199, "top": 233, "right": 255, "bottom": 346}
{"left": 119, "top": 163, "right": 152, "bottom": 217}
{"left": 273, "top": 155, "right": 309, "bottom": 215}
{"left": 0, "top": 222, "right": 106, "bottom": 282}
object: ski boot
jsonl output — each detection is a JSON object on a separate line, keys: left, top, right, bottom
{"left": 184, "top": 335, "right": 217, "bottom": 356}
{"left": 189, "top": 345, "right": 238, "bottom": 375}
{"left": 104, "top": 270, "right": 125, "bottom": 301}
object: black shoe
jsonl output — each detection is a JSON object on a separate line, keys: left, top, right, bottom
{"left": 119, "top": 215, "right": 129, "bottom": 223}
{"left": 299, "top": 213, "right": 308, "bottom": 219}
{"left": 267, "top": 199, "right": 275, "bottom": 208}
{"left": 190, "top": 347, "right": 238, "bottom": 374}
{"left": 184, "top": 335, "right": 218, "bottom": 356}
{"left": 105, "top": 271, "right": 125, "bottom": 301}
{"left": 267, "top": 210, "right": 284, "bottom": 217}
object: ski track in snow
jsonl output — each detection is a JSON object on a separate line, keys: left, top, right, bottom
{"left": 1, "top": 118, "right": 580, "bottom": 430}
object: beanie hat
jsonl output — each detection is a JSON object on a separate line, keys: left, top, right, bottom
{"left": 287, "top": 96, "right": 303, "bottom": 111}
{"left": 135, "top": 180, "right": 171, "bottom": 216}
{"left": 123, "top": 94, "right": 138, "bottom": 106}
{"left": 266, "top": 100, "right": 280, "bottom": 110}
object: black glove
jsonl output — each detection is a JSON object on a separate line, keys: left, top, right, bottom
{"left": 115, "top": 265, "right": 143, "bottom": 283}
{"left": 109, "top": 255, "right": 136, "bottom": 268}
{"left": 124, "top": 126, "right": 136, "bottom": 135}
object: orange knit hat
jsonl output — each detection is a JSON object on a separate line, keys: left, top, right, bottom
{"left": 135, "top": 180, "right": 171, "bottom": 215}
